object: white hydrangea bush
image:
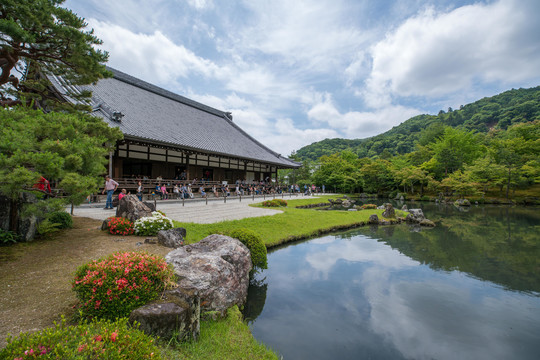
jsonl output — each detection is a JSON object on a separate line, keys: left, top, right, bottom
{"left": 134, "top": 211, "right": 174, "bottom": 236}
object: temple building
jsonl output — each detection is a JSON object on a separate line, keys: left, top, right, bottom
{"left": 48, "top": 67, "right": 300, "bottom": 183}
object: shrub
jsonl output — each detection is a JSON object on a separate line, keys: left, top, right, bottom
{"left": 361, "top": 204, "right": 377, "bottom": 209}
{"left": 226, "top": 229, "right": 267, "bottom": 271}
{"left": 47, "top": 211, "right": 73, "bottom": 229}
{"left": 420, "top": 195, "right": 430, "bottom": 202}
{"left": 261, "top": 199, "right": 287, "bottom": 207}
{"left": 72, "top": 252, "right": 175, "bottom": 320}
{"left": 0, "top": 228, "right": 19, "bottom": 245}
{"left": 108, "top": 217, "right": 135, "bottom": 236}
{"left": 134, "top": 212, "right": 174, "bottom": 236}
{"left": 156, "top": 210, "right": 166, "bottom": 216}
{"left": 0, "top": 317, "right": 161, "bottom": 359}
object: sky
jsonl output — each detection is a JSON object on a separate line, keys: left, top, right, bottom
{"left": 65, "top": 0, "right": 540, "bottom": 156}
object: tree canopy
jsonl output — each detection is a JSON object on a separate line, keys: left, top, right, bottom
{"left": 0, "top": 106, "right": 122, "bottom": 200}
{"left": 0, "top": 0, "right": 110, "bottom": 108}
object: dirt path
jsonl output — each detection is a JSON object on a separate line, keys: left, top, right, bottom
{"left": 0, "top": 217, "right": 171, "bottom": 347}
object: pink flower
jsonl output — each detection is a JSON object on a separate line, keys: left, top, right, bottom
{"left": 111, "top": 331, "right": 118, "bottom": 342}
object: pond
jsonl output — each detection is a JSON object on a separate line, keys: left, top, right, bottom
{"left": 243, "top": 203, "right": 540, "bottom": 360}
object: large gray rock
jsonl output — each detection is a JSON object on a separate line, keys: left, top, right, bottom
{"left": 406, "top": 209, "right": 426, "bottom": 223}
{"left": 158, "top": 228, "right": 186, "bottom": 248}
{"left": 0, "top": 193, "right": 38, "bottom": 241}
{"left": 382, "top": 203, "right": 395, "bottom": 218}
{"left": 129, "top": 288, "right": 200, "bottom": 341}
{"left": 116, "top": 194, "right": 153, "bottom": 222}
{"left": 368, "top": 214, "right": 379, "bottom": 224}
{"left": 165, "top": 234, "right": 252, "bottom": 315}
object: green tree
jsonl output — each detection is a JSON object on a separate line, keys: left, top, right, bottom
{"left": 489, "top": 121, "right": 540, "bottom": 199}
{"left": 312, "top": 151, "right": 361, "bottom": 193}
{"left": 428, "top": 127, "right": 483, "bottom": 178}
{"left": 0, "top": 106, "right": 122, "bottom": 232}
{"left": 0, "top": 0, "right": 110, "bottom": 108}
{"left": 359, "top": 159, "right": 395, "bottom": 194}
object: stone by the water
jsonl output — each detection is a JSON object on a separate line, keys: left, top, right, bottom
{"left": 165, "top": 234, "right": 252, "bottom": 315}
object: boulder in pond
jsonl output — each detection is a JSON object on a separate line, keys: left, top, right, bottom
{"left": 406, "top": 209, "right": 426, "bottom": 223}
{"left": 165, "top": 234, "right": 252, "bottom": 315}
{"left": 454, "top": 198, "right": 471, "bottom": 207}
{"left": 116, "top": 194, "right": 153, "bottom": 222}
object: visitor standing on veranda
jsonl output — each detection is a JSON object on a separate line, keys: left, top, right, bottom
{"left": 102, "top": 175, "right": 118, "bottom": 209}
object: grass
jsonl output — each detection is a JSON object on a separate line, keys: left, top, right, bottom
{"left": 175, "top": 196, "right": 403, "bottom": 248}
{"left": 160, "top": 306, "right": 278, "bottom": 360}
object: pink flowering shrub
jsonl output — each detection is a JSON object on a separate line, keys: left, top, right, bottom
{"left": 0, "top": 317, "right": 161, "bottom": 359}
{"left": 73, "top": 252, "right": 175, "bottom": 320}
{"left": 261, "top": 199, "right": 287, "bottom": 207}
{"left": 107, "top": 217, "right": 134, "bottom": 236}
{"left": 361, "top": 204, "right": 377, "bottom": 209}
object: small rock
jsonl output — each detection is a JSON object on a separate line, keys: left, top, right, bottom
{"left": 454, "top": 199, "right": 471, "bottom": 207}
{"left": 419, "top": 219, "right": 436, "bottom": 227}
{"left": 401, "top": 204, "right": 408, "bottom": 211}
{"left": 144, "top": 238, "right": 157, "bottom": 244}
{"left": 136, "top": 241, "right": 143, "bottom": 247}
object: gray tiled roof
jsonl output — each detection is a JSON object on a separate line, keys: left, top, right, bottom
{"left": 48, "top": 67, "right": 300, "bottom": 168}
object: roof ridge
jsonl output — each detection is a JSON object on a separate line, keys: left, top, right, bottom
{"left": 107, "top": 66, "right": 227, "bottom": 118}
{"left": 106, "top": 67, "right": 299, "bottom": 166}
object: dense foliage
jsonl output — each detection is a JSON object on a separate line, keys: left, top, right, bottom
{"left": 47, "top": 211, "right": 73, "bottom": 229}
{"left": 296, "top": 86, "right": 540, "bottom": 160}
{"left": 72, "top": 252, "right": 175, "bottom": 320}
{"left": 0, "top": 317, "right": 161, "bottom": 359}
{"left": 0, "top": 106, "right": 122, "bottom": 234}
{"left": 307, "top": 121, "right": 539, "bottom": 198}
{"left": 0, "top": 0, "right": 110, "bottom": 109}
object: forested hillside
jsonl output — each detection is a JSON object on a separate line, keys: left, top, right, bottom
{"left": 295, "top": 86, "right": 540, "bottom": 160}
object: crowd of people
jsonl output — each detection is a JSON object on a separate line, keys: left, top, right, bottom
{"left": 100, "top": 175, "right": 324, "bottom": 207}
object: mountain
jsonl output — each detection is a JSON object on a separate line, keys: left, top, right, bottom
{"left": 295, "top": 86, "right": 540, "bottom": 161}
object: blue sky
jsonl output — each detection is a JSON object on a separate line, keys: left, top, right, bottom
{"left": 65, "top": 0, "right": 540, "bottom": 156}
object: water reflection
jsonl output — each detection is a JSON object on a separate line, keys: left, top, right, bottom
{"left": 245, "top": 204, "right": 540, "bottom": 360}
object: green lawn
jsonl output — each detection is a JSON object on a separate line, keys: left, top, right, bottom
{"left": 174, "top": 196, "right": 398, "bottom": 248}
{"left": 160, "top": 306, "right": 278, "bottom": 360}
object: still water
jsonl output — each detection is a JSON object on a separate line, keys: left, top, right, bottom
{"left": 244, "top": 203, "right": 540, "bottom": 360}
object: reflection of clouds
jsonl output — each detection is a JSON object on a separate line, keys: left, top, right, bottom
{"left": 363, "top": 268, "right": 540, "bottom": 360}
{"left": 305, "top": 235, "right": 418, "bottom": 278}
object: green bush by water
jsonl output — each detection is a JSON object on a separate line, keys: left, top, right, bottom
{"left": 225, "top": 228, "right": 268, "bottom": 270}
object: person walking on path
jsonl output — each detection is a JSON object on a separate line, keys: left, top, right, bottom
{"left": 102, "top": 175, "right": 118, "bottom": 209}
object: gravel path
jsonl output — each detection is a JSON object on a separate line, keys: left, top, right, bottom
{"left": 68, "top": 195, "right": 296, "bottom": 223}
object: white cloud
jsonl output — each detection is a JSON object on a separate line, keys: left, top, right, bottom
{"left": 364, "top": 0, "right": 540, "bottom": 107}
{"left": 186, "top": 0, "right": 214, "bottom": 10}
{"left": 307, "top": 93, "right": 421, "bottom": 138}
{"left": 88, "top": 19, "right": 222, "bottom": 86}
{"left": 232, "top": 0, "right": 372, "bottom": 73}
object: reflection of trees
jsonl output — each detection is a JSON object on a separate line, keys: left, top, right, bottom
{"left": 359, "top": 204, "right": 540, "bottom": 293}
{"left": 243, "top": 277, "right": 268, "bottom": 324}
